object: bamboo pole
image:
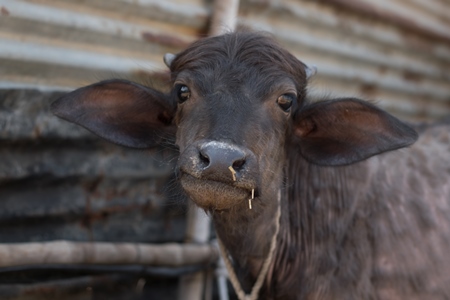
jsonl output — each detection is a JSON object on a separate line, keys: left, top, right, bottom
{"left": 0, "top": 275, "right": 125, "bottom": 299}
{"left": 209, "top": 0, "right": 240, "bottom": 36}
{"left": 177, "top": 204, "right": 212, "bottom": 299}
{"left": 0, "top": 241, "right": 218, "bottom": 268}
{"left": 177, "top": 1, "right": 240, "bottom": 299}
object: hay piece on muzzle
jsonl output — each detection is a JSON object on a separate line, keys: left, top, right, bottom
{"left": 228, "top": 166, "right": 237, "bottom": 181}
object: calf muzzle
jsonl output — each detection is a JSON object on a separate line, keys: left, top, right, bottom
{"left": 178, "top": 140, "right": 259, "bottom": 210}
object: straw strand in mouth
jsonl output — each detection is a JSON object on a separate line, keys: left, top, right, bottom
{"left": 249, "top": 188, "right": 255, "bottom": 209}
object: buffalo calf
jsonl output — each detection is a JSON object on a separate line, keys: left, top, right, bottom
{"left": 52, "top": 32, "right": 450, "bottom": 300}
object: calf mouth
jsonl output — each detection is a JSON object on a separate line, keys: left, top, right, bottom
{"left": 180, "top": 173, "right": 256, "bottom": 211}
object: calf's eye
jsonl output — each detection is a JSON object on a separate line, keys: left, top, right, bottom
{"left": 277, "top": 93, "right": 295, "bottom": 112}
{"left": 176, "top": 84, "right": 191, "bottom": 103}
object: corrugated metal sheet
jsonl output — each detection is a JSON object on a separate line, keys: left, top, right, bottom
{"left": 0, "top": 0, "right": 449, "bottom": 120}
{"left": 0, "top": 89, "right": 185, "bottom": 243}
{"left": 0, "top": 0, "right": 209, "bottom": 90}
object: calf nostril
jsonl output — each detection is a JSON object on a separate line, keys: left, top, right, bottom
{"left": 232, "top": 158, "right": 246, "bottom": 170}
{"left": 199, "top": 150, "right": 210, "bottom": 166}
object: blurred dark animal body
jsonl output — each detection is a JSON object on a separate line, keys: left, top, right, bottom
{"left": 270, "top": 121, "right": 450, "bottom": 299}
{"left": 51, "top": 32, "right": 450, "bottom": 299}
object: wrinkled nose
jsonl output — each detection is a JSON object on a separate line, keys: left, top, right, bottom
{"left": 197, "top": 141, "right": 254, "bottom": 183}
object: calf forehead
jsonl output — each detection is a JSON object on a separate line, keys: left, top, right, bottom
{"left": 170, "top": 32, "right": 308, "bottom": 98}
{"left": 179, "top": 60, "right": 295, "bottom": 102}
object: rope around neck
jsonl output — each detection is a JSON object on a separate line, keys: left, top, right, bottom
{"left": 217, "top": 190, "right": 282, "bottom": 300}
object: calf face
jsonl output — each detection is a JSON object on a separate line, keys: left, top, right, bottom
{"left": 170, "top": 34, "right": 310, "bottom": 211}
{"left": 51, "top": 32, "right": 417, "bottom": 213}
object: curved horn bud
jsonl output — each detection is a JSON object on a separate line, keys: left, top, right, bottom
{"left": 164, "top": 53, "right": 176, "bottom": 68}
{"left": 305, "top": 64, "right": 317, "bottom": 80}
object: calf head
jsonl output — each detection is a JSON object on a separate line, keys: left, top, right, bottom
{"left": 51, "top": 32, "right": 417, "bottom": 213}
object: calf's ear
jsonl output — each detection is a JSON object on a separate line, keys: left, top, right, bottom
{"left": 51, "top": 79, "right": 176, "bottom": 148}
{"left": 293, "top": 98, "right": 418, "bottom": 166}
